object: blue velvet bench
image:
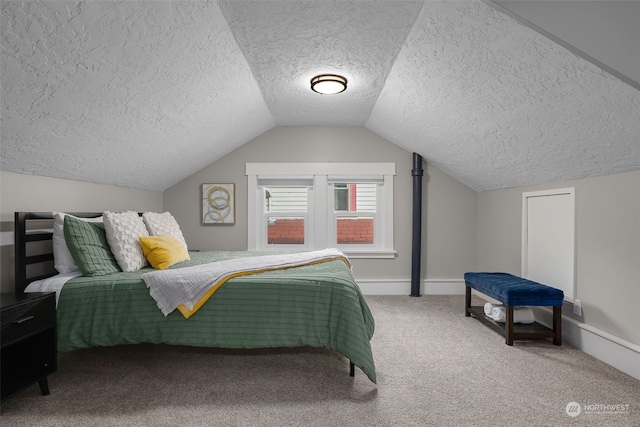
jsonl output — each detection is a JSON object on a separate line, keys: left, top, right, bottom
{"left": 464, "top": 272, "right": 564, "bottom": 346}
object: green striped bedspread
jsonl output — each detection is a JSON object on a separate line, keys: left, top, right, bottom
{"left": 56, "top": 251, "right": 376, "bottom": 383}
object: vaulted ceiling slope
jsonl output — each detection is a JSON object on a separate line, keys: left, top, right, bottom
{"left": 1, "top": 1, "right": 638, "bottom": 192}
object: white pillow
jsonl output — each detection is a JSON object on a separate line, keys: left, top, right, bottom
{"left": 103, "top": 211, "right": 149, "bottom": 272}
{"left": 142, "top": 212, "right": 188, "bottom": 251}
{"left": 52, "top": 212, "right": 103, "bottom": 274}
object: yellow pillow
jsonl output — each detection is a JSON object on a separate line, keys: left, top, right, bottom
{"left": 139, "top": 235, "right": 190, "bottom": 270}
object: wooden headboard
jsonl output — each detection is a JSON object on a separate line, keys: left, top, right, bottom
{"left": 14, "top": 212, "right": 102, "bottom": 294}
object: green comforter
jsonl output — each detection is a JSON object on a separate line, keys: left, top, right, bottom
{"left": 56, "top": 251, "right": 376, "bottom": 383}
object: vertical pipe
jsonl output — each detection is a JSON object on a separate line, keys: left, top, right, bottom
{"left": 411, "top": 153, "right": 423, "bottom": 297}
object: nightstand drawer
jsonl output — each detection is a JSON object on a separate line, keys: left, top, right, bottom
{"left": 1, "top": 295, "right": 55, "bottom": 346}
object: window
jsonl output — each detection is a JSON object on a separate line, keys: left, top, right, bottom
{"left": 264, "top": 186, "right": 308, "bottom": 247}
{"left": 246, "top": 163, "right": 395, "bottom": 258}
{"left": 330, "top": 182, "right": 377, "bottom": 247}
{"left": 334, "top": 184, "right": 350, "bottom": 211}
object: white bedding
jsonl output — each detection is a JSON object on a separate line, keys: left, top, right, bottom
{"left": 142, "top": 248, "right": 350, "bottom": 318}
{"left": 24, "top": 271, "right": 82, "bottom": 305}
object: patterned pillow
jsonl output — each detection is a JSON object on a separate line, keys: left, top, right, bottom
{"left": 142, "top": 212, "right": 188, "bottom": 251}
{"left": 63, "top": 215, "right": 121, "bottom": 276}
{"left": 52, "top": 212, "right": 103, "bottom": 274}
{"left": 103, "top": 211, "right": 149, "bottom": 272}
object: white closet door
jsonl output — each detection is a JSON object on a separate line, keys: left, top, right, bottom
{"left": 522, "top": 189, "right": 575, "bottom": 301}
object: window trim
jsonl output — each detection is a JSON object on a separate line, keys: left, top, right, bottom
{"left": 246, "top": 163, "right": 396, "bottom": 258}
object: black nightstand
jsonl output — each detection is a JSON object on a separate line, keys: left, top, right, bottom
{"left": 1, "top": 292, "right": 57, "bottom": 403}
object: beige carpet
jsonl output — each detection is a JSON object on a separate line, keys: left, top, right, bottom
{"left": 1, "top": 295, "right": 638, "bottom": 426}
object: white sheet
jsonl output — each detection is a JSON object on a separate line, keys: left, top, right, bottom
{"left": 24, "top": 271, "right": 83, "bottom": 306}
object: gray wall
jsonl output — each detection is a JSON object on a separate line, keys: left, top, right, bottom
{"left": 477, "top": 170, "right": 640, "bottom": 346}
{"left": 164, "top": 126, "right": 478, "bottom": 282}
{"left": 0, "top": 171, "right": 163, "bottom": 292}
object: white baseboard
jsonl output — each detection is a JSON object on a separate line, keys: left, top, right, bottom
{"left": 533, "top": 308, "right": 640, "bottom": 381}
{"left": 356, "top": 278, "right": 465, "bottom": 296}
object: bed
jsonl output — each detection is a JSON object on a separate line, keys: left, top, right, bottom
{"left": 15, "top": 211, "right": 376, "bottom": 383}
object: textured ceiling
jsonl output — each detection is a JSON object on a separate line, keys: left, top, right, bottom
{"left": 219, "top": 1, "right": 424, "bottom": 126}
{"left": 367, "top": 0, "right": 640, "bottom": 190}
{"left": 1, "top": 0, "right": 274, "bottom": 190}
{"left": 1, "top": 0, "right": 638, "bottom": 192}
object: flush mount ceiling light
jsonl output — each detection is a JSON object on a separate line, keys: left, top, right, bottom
{"left": 310, "top": 74, "right": 347, "bottom": 95}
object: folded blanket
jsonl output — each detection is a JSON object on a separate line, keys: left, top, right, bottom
{"left": 142, "top": 248, "right": 350, "bottom": 318}
{"left": 491, "top": 306, "right": 535, "bottom": 324}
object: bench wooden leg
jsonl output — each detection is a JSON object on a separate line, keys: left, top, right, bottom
{"left": 465, "top": 285, "right": 471, "bottom": 317}
{"left": 506, "top": 306, "right": 514, "bottom": 346}
{"left": 553, "top": 306, "right": 562, "bottom": 346}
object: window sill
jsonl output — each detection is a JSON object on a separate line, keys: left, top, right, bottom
{"left": 341, "top": 249, "right": 397, "bottom": 259}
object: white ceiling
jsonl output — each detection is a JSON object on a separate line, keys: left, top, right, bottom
{"left": 1, "top": 0, "right": 638, "bottom": 192}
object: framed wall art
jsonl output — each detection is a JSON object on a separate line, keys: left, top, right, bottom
{"left": 202, "top": 183, "right": 235, "bottom": 225}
